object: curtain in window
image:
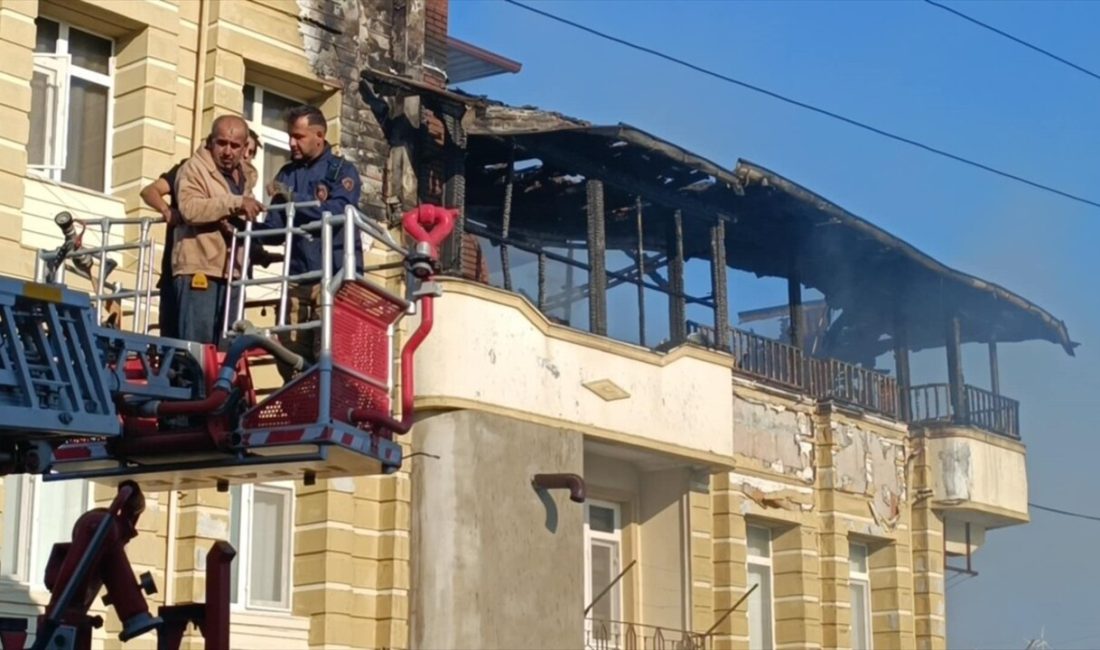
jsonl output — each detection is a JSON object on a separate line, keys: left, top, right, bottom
{"left": 747, "top": 562, "right": 773, "bottom": 650}
{"left": 62, "top": 78, "right": 108, "bottom": 192}
{"left": 249, "top": 488, "right": 286, "bottom": 605}
{"left": 31, "top": 480, "right": 86, "bottom": 584}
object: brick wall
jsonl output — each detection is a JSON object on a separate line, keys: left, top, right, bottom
{"left": 424, "top": 0, "right": 448, "bottom": 87}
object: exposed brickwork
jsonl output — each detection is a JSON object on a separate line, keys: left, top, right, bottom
{"left": 424, "top": 0, "right": 448, "bottom": 85}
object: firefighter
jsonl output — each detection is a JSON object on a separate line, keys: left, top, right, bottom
{"left": 264, "top": 105, "right": 363, "bottom": 380}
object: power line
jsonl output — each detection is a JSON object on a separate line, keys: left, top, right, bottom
{"left": 1029, "top": 502, "right": 1100, "bottom": 523}
{"left": 501, "top": 0, "right": 1100, "bottom": 210}
{"left": 923, "top": 0, "right": 1100, "bottom": 84}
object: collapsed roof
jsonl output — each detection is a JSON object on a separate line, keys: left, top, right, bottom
{"left": 457, "top": 101, "right": 1074, "bottom": 359}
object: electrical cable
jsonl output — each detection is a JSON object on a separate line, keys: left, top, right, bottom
{"left": 923, "top": 0, "right": 1100, "bottom": 84}
{"left": 501, "top": 0, "right": 1100, "bottom": 210}
{"left": 1028, "top": 502, "right": 1100, "bottom": 523}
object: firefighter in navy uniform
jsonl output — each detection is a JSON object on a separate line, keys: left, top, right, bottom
{"left": 264, "top": 105, "right": 363, "bottom": 381}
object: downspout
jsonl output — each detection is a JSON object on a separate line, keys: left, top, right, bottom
{"left": 190, "top": 0, "right": 209, "bottom": 148}
{"left": 167, "top": 0, "right": 208, "bottom": 606}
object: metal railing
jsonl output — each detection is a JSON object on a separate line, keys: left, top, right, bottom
{"left": 909, "top": 383, "right": 1020, "bottom": 439}
{"left": 35, "top": 214, "right": 163, "bottom": 335}
{"left": 688, "top": 321, "right": 899, "bottom": 418}
{"left": 585, "top": 619, "right": 710, "bottom": 650}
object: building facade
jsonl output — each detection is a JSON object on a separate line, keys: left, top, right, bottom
{"left": 0, "top": 1, "right": 1071, "bottom": 650}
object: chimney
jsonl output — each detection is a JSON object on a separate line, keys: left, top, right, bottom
{"left": 424, "top": 0, "right": 448, "bottom": 87}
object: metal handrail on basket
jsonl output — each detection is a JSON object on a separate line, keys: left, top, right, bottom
{"left": 36, "top": 213, "right": 165, "bottom": 334}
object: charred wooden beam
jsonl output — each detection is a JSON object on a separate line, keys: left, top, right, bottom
{"left": 989, "top": 339, "right": 1000, "bottom": 397}
{"left": 636, "top": 195, "right": 646, "bottom": 347}
{"left": 788, "top": 267, "right": 804, "bottom": 349}
{"left": 710, "top": 217, "right": 730, "bottom": 351}
{"left": 511, "top": 136, "right": 735, "bottom": 227}
{"left": 893, "top": 309, "right": 912, "bottom": 422}
{"left": 669, "top": 209, "right": 686, "bottom": 345}
{"left": 500, "top": 140, "right": 516, "bottom": 291}
{"left": 587, "top": 179, "right": 608, "bottom": 335}
{"left": 945, "top": 313, "right": 967, "bottom": 423}
{"left": 537, "top": 251, "right": 547, "bottom": 311}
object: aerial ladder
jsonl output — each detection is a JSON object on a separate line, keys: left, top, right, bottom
{"left": 0, "top": 200, "right": 456, "bottom": 650}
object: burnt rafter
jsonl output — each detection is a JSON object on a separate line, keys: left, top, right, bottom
{"left": 505, "top": 135, "right": 739, "bottom": 228}
{"left": 459, "top": 98, "right": 1074, "bottom": 356}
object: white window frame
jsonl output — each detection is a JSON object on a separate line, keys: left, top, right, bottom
{"left": 2, "top": 476, "right": 91, "bottom": 586}
{"left": 229, "top": 481, "right": 294, "bottom": 612}
{"left": 243, "top": 84, "right": 298, "bottom": 201}
{"left": 31, "top": 18, "right": 115, "bottom": 191}
{"left": 28, "top": 53, "right": 70, "bottom": 173}
{"left": 849, "top": 542, "right": 873, "bottom": 650}
{"left": 746, "top": 525, "right": 775, "bottom": 650}
{"left": 584, "top": 499, "right": 623, "bottom": 646}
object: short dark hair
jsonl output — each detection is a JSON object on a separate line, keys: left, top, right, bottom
{"left": 248, "top": 128, "right": 262, "bottom": 150}
{"left": 286, "top": 105, "right": 327, "bottom": 133}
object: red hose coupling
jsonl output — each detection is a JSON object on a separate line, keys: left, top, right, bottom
{"left": 401, "top": 204, "right": 457, "bottom": 259}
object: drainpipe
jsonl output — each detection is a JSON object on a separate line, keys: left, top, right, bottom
{"left": 190, "top": 0, "right": 209, "bottom": 148}
{"left": 167, "top": 0, "right": 207, "bottom": 606}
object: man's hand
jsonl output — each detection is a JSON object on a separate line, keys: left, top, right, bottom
{"left": 267, "top": 181, "right": 292, "bottom": 205}
{"left": 159, "top": 206, "right": 175, "bottom": 226}
{"left": 239, "top": 195, "right": 264, "bottom": 221}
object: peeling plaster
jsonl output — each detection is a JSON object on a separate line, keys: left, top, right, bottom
{"left": 732, "top": 398, "right": 814, "bottom": 484}
{"left": 937, "top": 442, "right": 972, "bottom": 501}
{"left": 732, "top": 472, "right": 815, "bottom": 513}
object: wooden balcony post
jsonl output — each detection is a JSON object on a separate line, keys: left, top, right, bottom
{"left": 945, "top": 314, "right": 967, "bottom": 423}
{"left": 893, "top": 311, "right": 912, "bottom": 422}
{"left": 668, "top": 210, "right": 687, "bottom": 344}
{"left": 710, "top": 217, "right": 729, "bottom": 351}
{"left": 587, "top": 179, "right": 608, "bottom": 335}
{"left": 787, "top": 267, "right": 804, "bottom": 350}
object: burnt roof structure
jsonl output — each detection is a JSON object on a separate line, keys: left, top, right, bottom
{"left": 460, "top": 102, "right": 1075, "bottom": 360}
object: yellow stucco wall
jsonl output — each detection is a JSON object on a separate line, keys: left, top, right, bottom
{"left": 0, "top": 2, "right": 1027, "bottom": 649}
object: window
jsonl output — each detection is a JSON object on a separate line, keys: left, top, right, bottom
{"left": 229, "top": 482, "right": 293, "bottom": 610}
{"left": 243, "top": 85, "right": 299, "bottom": 201}
{"left": 849, "top": 542, "right": 873, "bottom": 650}
{"left": 584, "top": 500, "right": 622, "bottom": 645}
{"left": 746, "top": 525, "right": 774, "bottom": 650}
{"left": 2, "top": 477, "right": 89, "bottom": 585}
{"left": 32, "top": 17, "right": 113, "bottom": 192}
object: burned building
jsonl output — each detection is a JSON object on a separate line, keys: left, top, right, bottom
{"left": 399, "top": 95, "right": 1073, "bottom": 650}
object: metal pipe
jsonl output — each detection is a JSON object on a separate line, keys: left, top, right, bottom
{"left": 343, "top": 204, "right": 357, "bottom": 283}
{"left": 583, "top": 558, "right": 634, "bottom": 616}
{"left": 144, "top": 238, "right": 156, "bottom": 334}
{"left": 222, "top": 225, "right": 239, "bottom": 337}
{"left": 347, "top": 294, "right": 435, "bottom": 434}
{"left": 532, "top": 472, "right": 586, "bottom": 503}
{"left": 318, "top": 211, "right": 334, "bottom": 424}
{"left": 278, "top": 202, "right": 296, "bottom": 327}
{"left": 135, "top": 220, "right": 149, "bottom": 333}
{"left": 235, "top": 220, "right": 253, "bottom": 327}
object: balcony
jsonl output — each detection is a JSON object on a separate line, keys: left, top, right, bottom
{"left": 585, "top": 619, "right": 710, "bottom": 650}
{"left": 687, "top": 321, "right": 899, "bottom": 419}
{"left": 909, "top": 383, "right": 1020, "bottom": 440}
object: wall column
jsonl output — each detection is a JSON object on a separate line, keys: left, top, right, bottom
{"left": 772, "top": 524, "right": 822, "bottom": 649}
{"left": 911, "top": 440, "right": 946, "bottom": 650}
{"left": 710, "top": 474, "right": 748, "bottom": 650}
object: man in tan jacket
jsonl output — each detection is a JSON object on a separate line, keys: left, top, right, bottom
{"left": 173, "top": 115, "right": 263, "bottom": 344}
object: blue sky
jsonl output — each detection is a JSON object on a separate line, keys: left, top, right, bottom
{"left": 450, "top": 1, "right": 1100, "bottom": 647}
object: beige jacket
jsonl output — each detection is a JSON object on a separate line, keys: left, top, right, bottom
{"left": 172, "top": 147, "right": 258, "bottom": 279}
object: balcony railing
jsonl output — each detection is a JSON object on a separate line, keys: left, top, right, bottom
{"left": 585, "top": 619, "right": 710, "bottom": 650}
{"left": 909, "top": 383, "right": 1020, "bottom": 439}
{"left": 688, "top": 321, "right": 899, "bottom": 418}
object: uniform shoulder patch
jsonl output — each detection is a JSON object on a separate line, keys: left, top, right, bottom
{"left": 315, "top": 183, "right": 330, "bottom": 202}
{"left": 342, "top": 177, "right": 355, "bottom": 192}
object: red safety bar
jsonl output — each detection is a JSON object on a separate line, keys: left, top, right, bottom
{"left": 348, "top": 205, "right": 455, "bottom": 434}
